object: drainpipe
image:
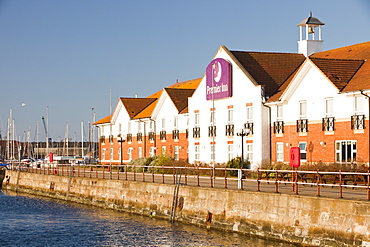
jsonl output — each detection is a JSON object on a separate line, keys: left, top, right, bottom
{"left": 360, "top": 90, "right": 370, "bottom": 166}
{"left": 261, "top": 87, "right": 272, "bottom": 166}
{"left": 262, "top": 103, "right": 272, "bottom": 166}
{"left": 143, "top": 120, "right": 147, "bottom": 157}
{"left": 154, "top": 120, "right": 157, "bottom": 155}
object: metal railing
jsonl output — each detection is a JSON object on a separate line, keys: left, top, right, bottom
{"left": 7, "top": 163, "right": 370, "bottom": 201}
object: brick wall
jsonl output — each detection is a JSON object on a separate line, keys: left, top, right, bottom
{"left": 271, "top": 120, "right": 369, "bottom": 164}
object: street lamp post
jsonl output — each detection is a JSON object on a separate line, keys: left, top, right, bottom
{"left": 117, "top": 135, "right": 126, "bottom": 172}
{"left": 237, "top": 128, "right": 250, "bottom": 170}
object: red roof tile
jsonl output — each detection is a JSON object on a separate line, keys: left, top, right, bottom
{"left": 147, "top": 78, "right": 201, "bottom": 98}
{"left": 311, "top": 41, "right": 370, "bottom": 60}
{"left": 311, "top": 41, "right": 370, "bottom": 92}
{"left": 165, "top": 88, "right": 195, "bottom": 113}
{"left": 310, "top": 58, "right": 364, "bottom": 91}
{"left": 230, "top": 51, "right": 305, "bottom": 97}
{"left": 93, "top": 114, "right": 112, "bottom": 125}
{"left": 120, "top": 98, "right": 157, "bottom": 119}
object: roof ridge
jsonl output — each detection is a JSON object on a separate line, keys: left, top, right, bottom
{"left": 310, "top": 57, "right": 365, "bottom": 62}
{"left": 230, "top": 50, "right": 302, "bottom": 56}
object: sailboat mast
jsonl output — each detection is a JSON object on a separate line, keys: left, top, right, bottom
{"left": 81, "top": 121, "right": 84, "bottom": 157}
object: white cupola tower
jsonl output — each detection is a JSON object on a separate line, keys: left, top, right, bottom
{"left": 297, "top": 12, "right": 325, "bottom": 57}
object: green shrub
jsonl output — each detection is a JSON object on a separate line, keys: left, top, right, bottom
{"left": 226, "top": 157, "right": 243, "bottom": 177}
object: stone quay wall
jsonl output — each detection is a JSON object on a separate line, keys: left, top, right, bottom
{"left": 3, "top": 170, "right": 370, "bottom": 247}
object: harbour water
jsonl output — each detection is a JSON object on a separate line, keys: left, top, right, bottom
{"left": 0, "top": 190, "right": 296, "bottom": 247}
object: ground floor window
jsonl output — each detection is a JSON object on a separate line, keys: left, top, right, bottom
{"left": 299, "top": 142, "right": 307, "bottom": 161}
{"left": 110, "top": 148, "right": 113, "bottom": 160}
{"left": 276, "top": 142, "right": 284, "bottom": 162}
{"left": 227, "top": 144, "right": 233, "bottom": 161}
{"left": 127, "top": 148, "right": 133, "bottom": 161}
{"left": 336, "top": 140, "right": 357, "bottom": 163}
{"left": 138, "top": 147, "right": 143, "bottom": 158}
{"left": 161, "top": 146, "right": 166, "bottom": 155}
{"left": 195, "top": 145, "right": 200, "bottom": 161}
{"left": 149, "top": 147, "right": 155, "bottom": 157}
{"left": 246, "top": 143, "right": 253, "bottom": 163}
{"left": 174, "top": 146, "right": 179, "bottom": 160}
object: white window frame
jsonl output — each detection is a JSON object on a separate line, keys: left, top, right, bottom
{"left": 128, "top": 148, "right": 133, "bottom": 161}
{"left": 174, "top": 146, "right": 179, "bottom": 160}
{"left": 246, "top": 143, "right": 253, "bottom": 162}
{"left": 195, "top": 145, "right": 200, "bottom": 161}
{"left": 138, "top": 147, "right": 143, "bottom": 158}
{"left": 128, "top": 122, "right": 132, "bottom": 134}
{"left": 276, "top": 142, "right": 284, "bottom": 162}
{"left": 325, "top": 98, "right": 334, "bottom": 117}
{"left": 195, "top": 112, "right": 200, "bottom": 126}
{"left": 228, "top": 108, "right": 233, "bottom": 124}
{"left": 276, "top": 105, "right": 283, "bottom": 121}
{"left": 298, "top": 142, "right": 307, "bottom": 161}
{"left": 149, "top": 147, "right": 155, "bottom": 157}
{"left": 246, "top": 106, "right": 253, "bottom": 123}
{"left": 161, "top": 118, "right": 166, "bottom": 131}
{"left": 210, "top": 111, "right": 216, "bottom": 125}
{"left": 336, "top": 140, "right": 357, "bottom": 163}
{"left": 227, "top": 144, "right": 234, "bottom": 161}
{"left": 299, "top": 101, "right": 307, "bottom": 119}
{"left": 354, "top": 95, "right": 364, "bottom": 115}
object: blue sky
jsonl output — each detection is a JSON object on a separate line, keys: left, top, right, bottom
{"left": 0, "top": 0, "right": 369, "bottom": 142}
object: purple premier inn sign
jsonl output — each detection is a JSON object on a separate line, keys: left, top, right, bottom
{"left": 206, "top": 58, "right": 232, "bottom": 100}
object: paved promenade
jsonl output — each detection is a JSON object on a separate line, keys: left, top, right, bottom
{"left": 21, "top": 166, "right": 370, "bottom": 201}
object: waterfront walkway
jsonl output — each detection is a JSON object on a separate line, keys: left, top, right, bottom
{"left": 12, "top": 164, "right": 370, "bottom": 201}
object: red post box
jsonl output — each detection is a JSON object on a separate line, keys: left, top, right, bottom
{"left": 290, "top": 147, "right": 300, "bottom": 168}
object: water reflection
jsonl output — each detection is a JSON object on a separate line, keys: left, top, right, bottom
{"left": 0, "top": 190, "right": 295, "bottom": 246}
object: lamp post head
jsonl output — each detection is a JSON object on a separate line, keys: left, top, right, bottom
{"left": 237, "top": 128, "right": 250, "bottom": 136}
{"left": 117, "top": 135, "right": 126, "bottom": 142}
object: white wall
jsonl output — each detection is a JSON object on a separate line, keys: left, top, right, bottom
{"left": 188, "top": 47, "right": 270, "bottom": 167}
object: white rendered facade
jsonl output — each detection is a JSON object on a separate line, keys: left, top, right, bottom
{"left": 188, "top": 46, "right": 270, "bottom": 168}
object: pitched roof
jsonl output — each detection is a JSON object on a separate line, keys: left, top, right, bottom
{"left": 95, "top": 78, "right": 201, "bottom": 124}
{"left": 165, "top": 88, "right": 196, "bottom": 113}
{"left": 132, "top": 99, "right": 158, "bottom": 119}
{"left": 267, "top": 41, "right": 370, "bottom": 102}
{"left": 133, "top": 78, "right": 200, "bottom": 119}
{"left": 120, "top": 98, "right": 157, "bottom": 119}
{"left": 310, "top": 58, "right": 364, "bottom": 91}
{"left": 310, "top": 41, "right": 370, "bottom": 60}
{"left": 93, "top": 114, "right": 112, "bottom": 125}
{"left": 229, "top": 51, "right": 306, "bottom": 97}
{"left": 311, "top": 41, "right": 370, "bottom": 92}
{"left": 147, "top": 78, "right": 201, "bottom": 98}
